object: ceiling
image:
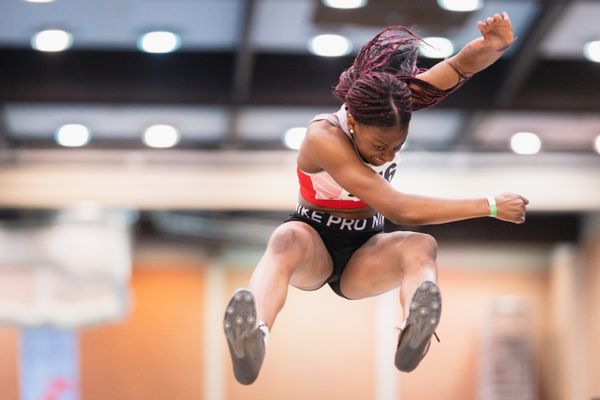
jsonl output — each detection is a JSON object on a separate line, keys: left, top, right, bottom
{"left": 0, "top": 0, "right": 598, "bottom": 154}
{"left": 0, "top": 0, "right": 599, "bottom": 221}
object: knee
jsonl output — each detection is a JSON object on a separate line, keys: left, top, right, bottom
{"left": 413, "top": 233, "right": 438, "bottom": 260}
{"left": 267, "top": 223, "right": 313, "bottom": 256}
{"left": 398, "top": 232, "right": 438, "bottom": 267}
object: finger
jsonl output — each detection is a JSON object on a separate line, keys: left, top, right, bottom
{"left": 476, "top": 21, "right": 486, "bottom": 32}
{"left": 494, "top": 13, "right": 502, "bottom": 23}
{"left": 521, "top": 196, "right": 529, "bottom": 205}
{"left": 486, "top": 17, "right": 494, "bottom": 25}
{"left": 502, "top": 11, "right": 510, "bottom": 21}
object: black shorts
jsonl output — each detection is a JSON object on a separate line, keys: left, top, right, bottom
{"left": 283, "top": 203, "right": 384, "bottom": 299}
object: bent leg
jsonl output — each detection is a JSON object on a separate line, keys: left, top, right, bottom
{"left": 339, "top": 231, "right": 438, "bottom": 320}
{"left": 247, "top": 221, "right": 333, "bottom": 329}
{"left": 340, "top": 231, "right": 440, "bottom": 372}
{"left": 225, "top": 222, "right": 333, "bottom": 384}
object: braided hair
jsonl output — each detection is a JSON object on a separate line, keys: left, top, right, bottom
{"left": 334, "top": 26, "right": 422, "bottom": 129}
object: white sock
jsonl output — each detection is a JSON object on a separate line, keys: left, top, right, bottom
{"left": 258, "top": 321, "right": 269, "bottom": 345}
{"left": 399, "top": 319, "right": 408, "bottom": 330}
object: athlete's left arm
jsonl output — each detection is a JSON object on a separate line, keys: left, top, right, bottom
{"left": 415, "top": 11, "right": 516, "bottom": 90}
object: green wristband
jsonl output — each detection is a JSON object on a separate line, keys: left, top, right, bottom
{"left": 487, "top": 196, "right": 497, "bottom": 218}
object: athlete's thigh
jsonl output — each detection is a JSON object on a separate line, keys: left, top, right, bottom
{"left": 273, "top": 221, "right": 333, "bottom": 290}
{"left": 339, "top": 231, "right": 419, "bottom": 299}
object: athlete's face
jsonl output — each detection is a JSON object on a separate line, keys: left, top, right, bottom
{"left": 348, "top": 116, "right": 408, "bottom": 166}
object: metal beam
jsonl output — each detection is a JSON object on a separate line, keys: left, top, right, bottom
{"left": 0, "top": 49, "right": 235, "bottom": 104}
{"left": 231, "top": 0, "right": 257, "bottom": 102}
{"left": 224, "top": 0, "right": 257, "bottom": 149}
{"left": 0, "top": 104, "right": 10, "bottom": 151}
{"left": 495, "top": 0, "right": 572, "bottom": 105}
{"left": 0, "top": 49, "right": 598, "bottom": 111}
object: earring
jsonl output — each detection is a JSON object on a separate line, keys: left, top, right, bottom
{"left": 349, "top": 128, "right": 355, "bottom": 134}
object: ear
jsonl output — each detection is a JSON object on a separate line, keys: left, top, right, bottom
{"left": 347, "top": 113, "right": 357, "bottom": 132}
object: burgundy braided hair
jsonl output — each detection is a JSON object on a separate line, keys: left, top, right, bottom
{"left": 333, "top": 26, "right": 428, "bottom": 128}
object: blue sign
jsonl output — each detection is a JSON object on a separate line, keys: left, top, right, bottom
{"left": 20, "top": 327, "right": 79, "bottom": 400}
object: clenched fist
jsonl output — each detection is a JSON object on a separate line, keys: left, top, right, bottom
{"left": 493, "top": 192, "right": 529, "bottom": 224}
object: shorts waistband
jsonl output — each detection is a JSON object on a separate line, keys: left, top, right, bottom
{"left": 293, "top": 203, "right": 384, "bottom": 232}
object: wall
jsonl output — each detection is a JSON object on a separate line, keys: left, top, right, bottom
{"left": 0, "top": 327, "right": 19, "bottom": 400}
{"left": 0, "top": 241, "right": 587, "bottom": 400}
{"left": 583, "top": 217, "right": 600, "bottom": 399}
{"left": 80, "top": 265, "right": 206, "bottom": 400}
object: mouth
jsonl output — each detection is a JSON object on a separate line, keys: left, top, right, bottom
{"left": 372, "top": 157, "right": 385, "bottom": 165}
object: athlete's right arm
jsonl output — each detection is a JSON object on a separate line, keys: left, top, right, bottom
{"left": 301, "top": 126, "right": 528, "bottom": 225}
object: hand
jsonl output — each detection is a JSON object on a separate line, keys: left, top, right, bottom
{"left": 493, "top": 192, "right": 529, "bottom": 224}
{"left": 476, "top": 12, "right": 516, "bottom": 52}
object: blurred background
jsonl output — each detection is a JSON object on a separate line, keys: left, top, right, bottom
{"left": 0, "top": 0, "right": 599, "bottom": 399}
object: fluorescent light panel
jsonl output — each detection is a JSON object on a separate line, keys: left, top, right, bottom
{"left": 137, "top": 31, "right": 181, "bottom": 54}
{"left": 308, "top": 34, "right": 352, "bottom": 57}
{"left": 510, "top": 132, "right": 541, "bottom": 155}
{"left": 143, "top": 125, "right": 180, "bottom": 148}
{"left": 420, "top": 37, "right": 454, "bottom": 58}
{"left": 55, "top": 124, "right": 91, "bottom": 147}
{"left": 31, "top": 29, "right": 73, "bottom": 52}
{"left": 437, "top": 0, "right": 483, "bottom": 12}
{"left": 283, "top": 127, "right": 307, "bottom": 150}
{"left": 321, "top": 0, "right": 368, "bottom": 9}
{"left": 583, "top": 40, "right": 600, "bottom": 63}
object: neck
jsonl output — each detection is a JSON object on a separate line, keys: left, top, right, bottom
{"left": 349, "top": 133, "right": 370, "bottom": 164}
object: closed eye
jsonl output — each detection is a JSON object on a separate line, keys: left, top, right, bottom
{"left": 373, "top": 144, "right": 385, "bottom": 151}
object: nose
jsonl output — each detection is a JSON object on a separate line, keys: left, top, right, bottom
{"left": 382, "top": 151, "right": 395, "bottom": 162}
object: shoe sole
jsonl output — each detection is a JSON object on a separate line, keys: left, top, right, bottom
{"left": 395, "top": 281, "right": 442, "bottom": 372}
{"left": 224, "top": 289, "right": 266, "bottom": 385}
{"left": 224, "top": 289, "right": 257, "bottom": 358}
{"left": 406, "top": 281, "right": 441, "bottom": 348}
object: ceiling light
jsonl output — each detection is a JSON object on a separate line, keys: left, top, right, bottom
{"left": 31, "top": 29, "right": 73, "bottom": 52}
{"left": 137, "top": 31, "right": 181, "bottom": 54}
{"left": 308, "top": 34, "right": 352, "bottom": 57}
{"left": 143, "top": 124, "right": 180, "bottom": 148}
{"left": 55, "top": 124, "right": 91, "bottom": 147}
{"left": 321, "top": 0, "right": 368, "bottom": 9}
{"left": 436, "top": 0, "right": 483, "bottom": 12}
{"left": 419, "top": 37, "right": 454, "bottom": 58}
{"left": 24, "top": 0, "right": 55, "bottom": 3}
{"left": 583, "top": 40, "right": 600, "bottom": 63}
{"left": 594, "top": 135, "right": 600, "bottom": 155}
{"left": 510, "top": 132, "right": 541, "bottom": 155}
{"left": 283, "top": 127, "right": 307, "bottom": 150}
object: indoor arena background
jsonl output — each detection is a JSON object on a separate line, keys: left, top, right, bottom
{"left": 0, "top": 1, "right": 599, "bottom": 400}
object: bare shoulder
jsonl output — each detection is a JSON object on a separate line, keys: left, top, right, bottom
{"left": 297, "top": 120, "right": 353, "bottom": 173}
{"left": 306, "top": 120, "right": 346, "bottom": 141}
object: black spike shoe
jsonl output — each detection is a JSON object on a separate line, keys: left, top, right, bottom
{"left": 223, "top": 289, "right": 266, "bottom": 385}
{"left": 394, "top": 281, "right": 442, "bottom": 372}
